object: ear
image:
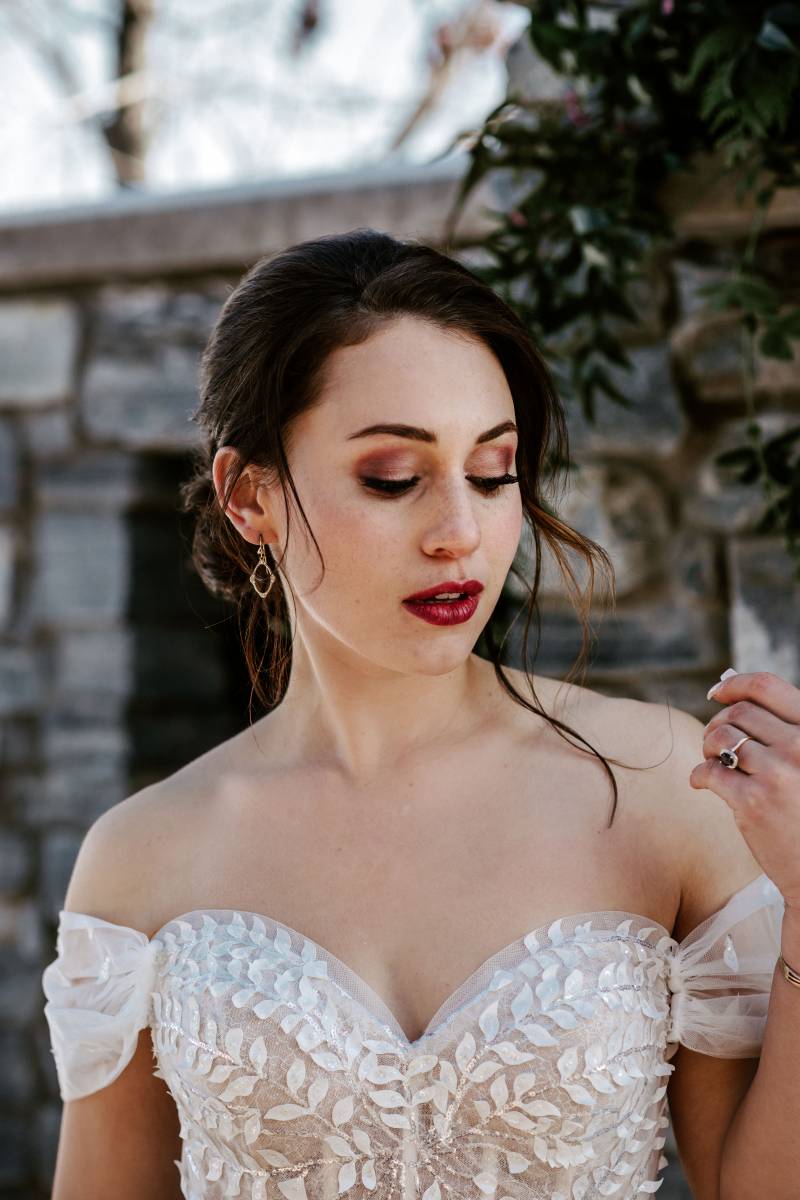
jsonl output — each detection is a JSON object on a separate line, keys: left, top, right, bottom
{"left": 212, "top": 445, "right": 280, "bottom": 546}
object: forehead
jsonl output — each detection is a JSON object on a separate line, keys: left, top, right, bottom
{"left": 314, "top": 315, "right": 512, "bottom": 418}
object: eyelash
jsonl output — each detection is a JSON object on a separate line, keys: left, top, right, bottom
{"left": 360, "top": 473, "right": 519, "bottom": 498}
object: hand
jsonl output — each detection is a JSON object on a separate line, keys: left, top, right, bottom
{"left": 690, "top": 670, "right": 800, "bottom": 911}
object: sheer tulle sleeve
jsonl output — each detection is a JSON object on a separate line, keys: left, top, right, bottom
{"left": 664, "top": 871, "right": 785, "bottom": 1058}
{"left": 41, "top": 910, "right": 160, "bottom": 1101}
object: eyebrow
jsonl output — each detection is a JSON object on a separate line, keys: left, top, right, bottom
{"left": 345, "top": 420, "right": 517, "bottom": 445}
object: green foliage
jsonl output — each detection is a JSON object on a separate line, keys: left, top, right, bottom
{"left": 443, "top": 0, "right": 800, "bottom": 576}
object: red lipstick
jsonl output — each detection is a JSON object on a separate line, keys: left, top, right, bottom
{"left": 402, "top": 579, "right": 484, "bottom": 626}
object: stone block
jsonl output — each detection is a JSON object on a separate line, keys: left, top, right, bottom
{"left": 665, "top": 528, "right": 720, "bottom": 604}
{"left": 22, "top": 404, "right": 76, "bottom": 459}
{"left": 672, "top": 309, "right": 800, "bottom": 405}
{"left": 593, "top": 598, "right": 726, "bottom": 674}
{"left": 0, "top": 897, "right": 45, "bottom": 961}
{"left": 671, "top": 257, "right": 736, "bottom": 320}
{"left": 559, "top": 343, "right": 686, "bottom": 458}
{"left": 658, "top": 149, "right": 800, "bottom": 240}
{"left": 32, "top": 1101, "right": 62, "bottom": 1192}
{"left": 0, "top": 297, "right": 79, "bottom": 408}
{"left": 80, "top": 284, "right": 225, "bottom": 450}
{"left": 0, "top": 1115, "right": 27, "bottom": 1188}
{"left": 728, "top": 535, "right": 800, "bottom": 683}
{"left": 82, "top": 350, "right": 204, "bottom": 450}
{"left": 672, "top": 310, "right": 742, "bottom": 392}
{"left": 40, "top": 830, "right": 84, "bottom": 920}
{"left": 754, "top": 231, "right": 800, "bottom": 287}
{"left": 0, "top": 644, "right": 40, "bottom": 716}
{"left": 754, "top": 326, "right": 800, "bottom": 400}
{"left": 37, "top": 448, "right": 136, "bottom": 508}
{"left": 51, "top": 630, "right": 132, "bottom": 711}
{"left": 0, "top": 831, "right": 32, "bottom": 895}
{"left": 602, "top": 257, "right": 670, "bottom": 345}
{"left": 0, "top": 524, "right": 14, "bottom": 630}
{"left": 32, "top": 511, "right": 128, "bottom": 627}
{"left": 506, "top": 592, "right": 725, "bottom": 678}
{"left": 41, "top": 715, "right": 126, "bottom": 764}
{"left": 0, "top": 948, "right": 44, "bottom": 1024}
{"left": 0, "top": 1027, "right": 36, "bottom": 1104}
{"left": 5, "top": 772, "right": 43, "bottom": 824}
{"left": 0, "top": 717, "right": 36, "bottom": 768}
{"left": 37, "top": 448, "right": 179, "bottom": 510}
{"left": 16, "top": 761, "right": 126, "bottom": 827}
{"left": 680, "top": 414, "right": 795, "bottom": 535}
{"left": 0, "top": 417, "right": 18, "bottom": 508}
{"left": 510, "top": 462, "right": 671, "bottom": 603}
{"left": 628, "top": 673, "right": 714, "bottom": 721}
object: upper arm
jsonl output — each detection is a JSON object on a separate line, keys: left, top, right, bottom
{"left": 657, "top": 704, "right": 765, "bottom": 1200}
{"left": 50, "top": 791, "right": 183, "bottom": 1200}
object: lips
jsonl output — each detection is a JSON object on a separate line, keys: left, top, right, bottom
{"left": 403, "top": 579, "right": 484, "bottom": 602}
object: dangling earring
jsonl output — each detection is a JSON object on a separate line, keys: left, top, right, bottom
{"left": 250, "top": 533, "right": 276, "bottom": 598}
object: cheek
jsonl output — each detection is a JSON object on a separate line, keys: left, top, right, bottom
{"left": 493, "top": 495, "right": 524, "bottom": 558}
{"left": 292, "top": 491, "right": 397, "bottom": 587}
{"left": 287, "top": 481, "right": 524, "bottom": 593}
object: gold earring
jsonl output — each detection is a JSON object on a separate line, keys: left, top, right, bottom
{"left": 250, "top": 534, "right": 275, "bottom": 598}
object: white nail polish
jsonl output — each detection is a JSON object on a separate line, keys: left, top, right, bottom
{"left": 706, "top": 666, "right": 738, "bottom": 701}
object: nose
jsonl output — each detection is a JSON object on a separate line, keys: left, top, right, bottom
{"left": 419, "top": 476, "right": 482, "bottom": 559}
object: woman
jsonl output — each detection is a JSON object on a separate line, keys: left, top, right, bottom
{"left": 42, "top": 229, "right": 798, "bottom": 1199}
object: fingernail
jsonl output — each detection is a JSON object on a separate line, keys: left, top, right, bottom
{"left": 707, "top": 666, "right": 738, "bottom": 701}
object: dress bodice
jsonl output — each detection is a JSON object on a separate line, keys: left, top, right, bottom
{"left": 42, "top": 871, "right": 784, "bottom": 1199}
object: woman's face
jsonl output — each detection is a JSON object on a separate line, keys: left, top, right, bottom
{"left": 260, "top": 314, "right": 523, "bottom": 676}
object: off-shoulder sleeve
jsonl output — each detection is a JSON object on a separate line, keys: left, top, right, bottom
{"left": 41, "top": 910, "right": 160, "bottom": 1101}
{"left": 664, "top": 871, "right": 785, "bottom": 1058}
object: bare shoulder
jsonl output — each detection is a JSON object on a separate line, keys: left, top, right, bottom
{"left": 61, "top": 780, "right": 180, "bottom": 937}
{"left": 501, "top": 664, "right": 667, "bottom": 764}
{"left": 599, "top": 692, "right": 763, "bottom": 942}
{"left": 504, "top": 668, "right": 763, "bottom": 938}
{"left": 61, "top": 748, "right": 237, "bottom": 937}
{"left": 61, "top": 718, "right": 275, "bottom": 936}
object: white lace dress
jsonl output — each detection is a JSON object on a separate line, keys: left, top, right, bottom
{"left": 42, "top": 871, "right": 784, "bottom": 1200}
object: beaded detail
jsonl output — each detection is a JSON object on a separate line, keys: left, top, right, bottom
{"left": 43, "top": 872, "right": 785, "bottom": 1199}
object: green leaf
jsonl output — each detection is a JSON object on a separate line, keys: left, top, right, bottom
{"left": 769, "top": 307, "right": 800, "bottom": 338}
{"left": 759, "top": 327, "right": 795, "bottom": 359}
{"left": 701, "top": 274, "right": 779, "bottom": 315}
{"left": 766, "top": 423, "right": 800, "bottom": 451}
{"left": 687, "top": 27, "right": 745, "bottom": 88}
{"left": 713, "top": 448, "right": 762, "bottom": 485}
{"left": 715, "top": 446, "right": 759, "bottom": 467}
{"left": 699, "top": 62, "right": 736, "bottom": 123}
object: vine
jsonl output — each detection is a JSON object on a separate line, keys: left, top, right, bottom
{"left": 441, "top": 1, "right": 800, "bottom": 574}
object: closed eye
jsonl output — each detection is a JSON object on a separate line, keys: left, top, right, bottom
{"left": 360, "top": 474, "right": 519, "bottom": 498}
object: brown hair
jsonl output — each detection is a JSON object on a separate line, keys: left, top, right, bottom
{"left": 179, "top": 227, "right": 670, "bottom": 828}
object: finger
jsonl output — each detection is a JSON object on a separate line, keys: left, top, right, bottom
{"left": 703, "top": 698, "right": 791, "bottom": 747}
{"left": 702, "top": 724, "right": 771, "bottom": 775}
{"left": 707, "top": 670, "right": 800, "bottom": 725}
{"left": 689, "top": 757, "right": 752, "bottom": 810}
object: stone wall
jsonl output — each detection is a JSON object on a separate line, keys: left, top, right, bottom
{"left": 0, "top": 156, "right": 797, "bottom": 1196}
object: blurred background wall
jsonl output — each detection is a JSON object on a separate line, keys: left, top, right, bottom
{"left": 0, "top": 1, "right": 798, "bottom": 1195}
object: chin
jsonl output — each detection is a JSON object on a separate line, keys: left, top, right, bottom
{"left": 401, "top": 640, "right": 478, "bottom": 676}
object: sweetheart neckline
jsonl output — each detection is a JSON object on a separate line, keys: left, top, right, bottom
{"left": 149, "top": 902, "right": 678, "bottom": 1048}
{"left": 60, "top": 869, "right": 774, "bottom": 1049}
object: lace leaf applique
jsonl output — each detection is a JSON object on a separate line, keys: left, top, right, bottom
{"left": 42, "top": 877, "right": 784, "bottom": 1197}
